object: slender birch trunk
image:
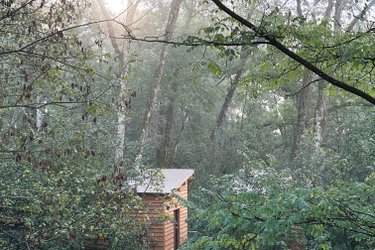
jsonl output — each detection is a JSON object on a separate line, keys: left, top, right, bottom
{"left": 35, "top": 95, "right": 43, "bottom": 130}
{"left": 291, "top": 0, "right": 332, "bottom": 165}
{"left": 296, "top": 0, "right": 303, "bottom": 17}
{"left": 314, "top": 82, "right": 326, "bottom": 151}
{"left": 98, "top": 0, "right": 140, "bottom": 163}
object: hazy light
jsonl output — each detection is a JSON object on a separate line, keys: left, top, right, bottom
{"left": 105, "top": 0, "right": 127, "bottom": 15}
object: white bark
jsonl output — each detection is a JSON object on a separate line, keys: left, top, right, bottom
{"left": 314, "top": 82, "right": 326, "bottom": 152}
{"left": 115, "top": 78, "right": 128, "bottom": 160}
{"left": 98, "top": 0, "right": 139, "bottom": 162}
{"left": 296, "top": 0, "right": 303, "bottom": 17}
{"left": 35, "top": 95, "right": 43, "bottom": 130}
{"left": 314, "top": 0, "right": 342, "bottom": 174}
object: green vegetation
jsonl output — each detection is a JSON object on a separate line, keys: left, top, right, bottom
{"left": 1, "top": 0, "right": 374, "bottom": 249}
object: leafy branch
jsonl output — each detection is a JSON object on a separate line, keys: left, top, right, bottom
{"left": 211, "top": 0, "right": 375, "bottom": 105}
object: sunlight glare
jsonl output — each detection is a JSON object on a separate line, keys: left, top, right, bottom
{"left": 105, "top": 0, "right": 127, "bottom": 15}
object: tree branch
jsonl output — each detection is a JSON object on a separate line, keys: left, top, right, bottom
{"left": 347, "top": 0, "right": 375, "bottom": 32}
{"left": 211, "top": 0, "right": 375, "bottom": 105}
{"left": 0, "top": 18, "right": 124, "bottom": 56}
{"left": 107, "top": 33, "right": 269, "bottom": 47}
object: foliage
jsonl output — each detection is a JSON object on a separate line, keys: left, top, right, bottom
{"left": 183, "top": 165, "right": 375, "bottom": 250}
{"left": 0, "top": 162, "right": 149, "bottom": 249}
{"left": 0, "top": 1, "right": 148, "bottom": 248}
{"left": 181, "top": 1, "right": 375, "bottom": 248}
{"left": 1, "top": 0, "right": 375, "bottom": 249}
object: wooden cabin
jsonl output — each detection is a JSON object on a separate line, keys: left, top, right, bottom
{"left": 135, "top": 169, "right": 194, "bottom": 250}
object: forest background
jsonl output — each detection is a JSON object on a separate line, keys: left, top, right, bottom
{"left": 0, "top": 0, "right": 374, "bottom": 249}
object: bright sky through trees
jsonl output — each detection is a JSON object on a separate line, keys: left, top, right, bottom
{"left": 105, "top": 0, "right": 127, "bottom": 15}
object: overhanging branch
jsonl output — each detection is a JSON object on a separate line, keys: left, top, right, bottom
{"left": 105, "top": 33, "right": 269, "bottom": 47}
{"left": 211, "top": 0, "right": 375, "bottom": 105}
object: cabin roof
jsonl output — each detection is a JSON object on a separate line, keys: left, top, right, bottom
{"left": 136, "top": 168, "right": 194, "bottom": 194}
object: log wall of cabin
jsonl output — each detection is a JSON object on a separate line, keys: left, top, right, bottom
{"left": 174, "top": 180, "right": 188, "bottom": 245}
{"left": 144, "top": 180, "right": 190, "bottom": 250}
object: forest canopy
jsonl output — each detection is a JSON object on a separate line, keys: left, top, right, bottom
{"left": 0, "top": 0, "right": 374, "bottom": 249}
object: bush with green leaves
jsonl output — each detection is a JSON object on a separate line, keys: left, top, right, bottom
{"left": 183, "top": 163, "right": 375, "bottom": 250}
{"left": 0, "top": 161, "right": 151, "bottom": 249}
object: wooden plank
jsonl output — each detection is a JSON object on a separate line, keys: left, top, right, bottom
{"left": 180, "top": 229, "right": 188, "bottom": 237}
{"left": 129, "top": 178, "right": 194, "bottom": 249}
{"left": 151, "top": 235, "right": 166, "bottom": 242}
{"left": 164, "top": 228, "right": 174, "bottom": 236}
{"left": 151, "top": 233, "right": 165, "bottom": 239}
{"left": 150, "top": 228, "right": 165, "bottom": 232}
{"left": 164, "top": 237, "right": 174, "bottom": 247}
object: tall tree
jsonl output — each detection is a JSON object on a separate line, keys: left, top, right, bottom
{"left": 0, "top": 1, "right": 148, "bottom": 248}
{"left": 211, "top": 46, "right": 251, "bottom": 139}
{"left": 97, "top": 0, "right": 141, "bottom": 163}
{"left": 312, "top": 0, "right": 335, "bottom": 173}
{"left": 136, "top": 0, "right": 183, "bottom": 169}
{"left": 210, "top": 0, "right": 375, "bottom": 105}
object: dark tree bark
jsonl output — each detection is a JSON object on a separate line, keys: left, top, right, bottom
{"left": 157, "top": 5, "right": 198, "bottom": 167}
{"left": 211, "top": 47, "right": 251, "bottom": 139}
{"left": 290, "top": 75, "right": 311, "bottom": 162}
{"left": 141, "top": 0, "right": 183, "bottom": 131}
{"left": 157, "top": 72, "right": 178, "bottom": 168}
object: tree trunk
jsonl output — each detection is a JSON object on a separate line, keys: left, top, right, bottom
{"left": 290, "top": 75, "right": 311, "bottom": 162}
{"left": 98, "top": 0, "right": 140, "bottom": 162}
{"left": 157, "top": 75, "right": 178, "bottom": 168}
{"left": 313, "top": 0, "right": 345, "bottom": 178}
{"left": 156, "top": 2, "right": 200, "bottom": 168}
{"left": 35, "top": 95, "right": 43, "bottom": 130}
{"left": 210, "top": 10, "right": 254, "bottom": 139}
{"left": 314, "top": 82, "right": 326, "bottom": 151}
{"left": 333, "top": 0, "right": 344, "bottom": 30}
{"left": 323, "top": 0, "right": 334, "bottom": 20}
{"left": 211, "top": 47, "right": 251, "bottom": 139}
{"left": 135, "top": 0, "right": 183, "bottom": 169}
{"left": 347, "top": 0, "right": 375, "bottom": 32}
{"left": 296, "top": 0, "right": 303, "bottom": 16}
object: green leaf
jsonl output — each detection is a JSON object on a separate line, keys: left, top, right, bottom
{"left": 207, "top": 62, "right": 222, "bottom": 77}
